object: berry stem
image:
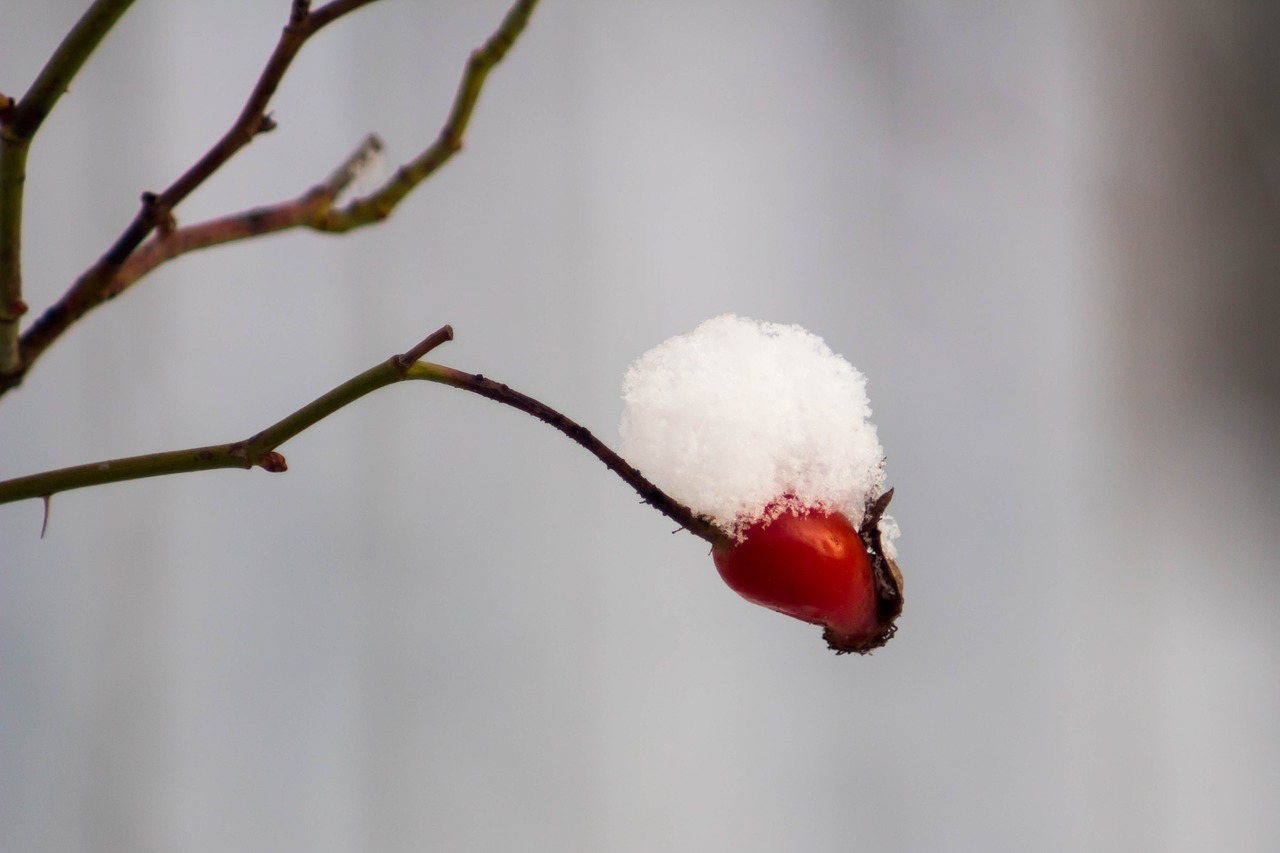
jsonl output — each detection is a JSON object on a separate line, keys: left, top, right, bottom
{"left": 407, "top": 361, "right": 730, "bottom": 547}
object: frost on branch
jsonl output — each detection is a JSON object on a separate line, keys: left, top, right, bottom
{"left": 619, "top": 315, "right": 892, "bottom": 542}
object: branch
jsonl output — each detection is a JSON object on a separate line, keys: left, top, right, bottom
{"left": 314, "top": 0, "right": 539, "bottom": 231}
{"left": 97, "top": 0, "right": 383, "bottom": 267}
{"left": 1, "top": 0, "right": 384, "bottom": 392}
{"left": 2, "top": 0, "right": 542, "bottom": 398}
{"left": 105, "top": 135, "right": 384, "bottom": 297}
{"left": 0, "top": 324, "right": 728, "bottom": 548}
{"left": 1, "top": 0, "right": 138, "bottom": 373}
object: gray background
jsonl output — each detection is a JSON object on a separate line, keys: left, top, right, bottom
{"left": 3, "top": 2, "right": 1279, "bottom": 851}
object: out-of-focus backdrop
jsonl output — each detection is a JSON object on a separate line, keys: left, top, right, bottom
{"left": 3, "top": 2, "right": 1278, "bottom": 851}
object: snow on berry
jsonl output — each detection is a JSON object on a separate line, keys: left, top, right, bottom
{"left": 620, "top": 314, "right": 888, "bottom": 539}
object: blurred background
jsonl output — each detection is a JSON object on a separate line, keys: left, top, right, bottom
{"left": 3, "top": 1, "right": 1279, "bottom": 850}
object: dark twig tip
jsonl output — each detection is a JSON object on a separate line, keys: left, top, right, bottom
{"left": 396, "top": 324, "right": 455, "bottom": 369}
{"left": 290, "top": 0, "right": 312, "bottom": 26}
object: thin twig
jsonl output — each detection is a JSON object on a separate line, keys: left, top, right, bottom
{"left": 0, "top": 0, "right": 138, "bottom": 374}
{"left": 312, "top": 0, "right": 540, "bottom": 231}
{"left": 0, "top": 324, "right": 726, "bottom": 548}
{"left": 104, "top": 135, "right": 384, "bottom": 298}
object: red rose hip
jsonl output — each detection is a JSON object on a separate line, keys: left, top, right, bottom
{"left": 712, "top": 504, "right": 897, "bottom": 653}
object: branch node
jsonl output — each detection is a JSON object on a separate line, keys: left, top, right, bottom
{"left": 257, "top": 112, "right": 278, "bottom": 135}
{"left": 140, "top": 191, "right": 176, "bottom": 237}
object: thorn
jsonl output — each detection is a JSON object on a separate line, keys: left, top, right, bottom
{"left": 2, "top": 299, "right": 27, "bottom": 321}
{"left": 40, "top": 495, "right": 51, "bottom": 538}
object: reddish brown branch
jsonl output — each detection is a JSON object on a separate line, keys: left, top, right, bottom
{"left": 105, "top": 135, "right": 382, "bottom": 297}
{"left": 100, "top": 0, "right": 381, "bottom": 267}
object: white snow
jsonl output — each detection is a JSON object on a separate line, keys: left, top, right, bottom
{"left": 619, "top": 315, "right": 888, "bottom": 538}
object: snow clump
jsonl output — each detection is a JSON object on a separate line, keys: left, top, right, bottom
{"left": 620, "top": 315, "right": 887, "bottom": 539}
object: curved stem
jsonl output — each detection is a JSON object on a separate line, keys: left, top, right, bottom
{"left": 406, "top": 362, "right": 728, "bottom": 547}
{"left": 0, "top": 325, "right": 726, "bottom": 547}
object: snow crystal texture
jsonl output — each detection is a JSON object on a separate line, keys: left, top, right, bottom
{"left": 620, "top": 315, "right": 886, "bottom": 537}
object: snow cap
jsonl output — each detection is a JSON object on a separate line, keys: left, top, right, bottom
{"left": 620, "top": 315, "right": 887, "bottom": 538}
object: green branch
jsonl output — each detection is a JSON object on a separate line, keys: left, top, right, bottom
{"left": 0, "top": 326, "right": 454, "bottom": 507}
{"left": 6, "top": 0, "right": 138, "bottom": 140}
{"left": 1, "top": 0, "right": 138, "bottom": 374}
{"left": 313, "top": 0, "right": 539, "bottom": 231}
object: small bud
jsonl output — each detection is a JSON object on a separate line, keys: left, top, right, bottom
{"left": 258, "top": 451, "right": 288, "bottom": 473}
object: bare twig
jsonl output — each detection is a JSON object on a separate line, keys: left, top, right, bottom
{"left": 103, "top": 135, "right": 384, "bottom": 298}
{"left": 1, "top": 0, "right": 138, "bottom": 373}
{"left": 2, "top": 0, "right": 541, "bottom": 398}
{"left": 314, "top": 0, "right": 539, "bottom": 231}
{"left": 0, "top": 324, "right": 727, "bottom": 548}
